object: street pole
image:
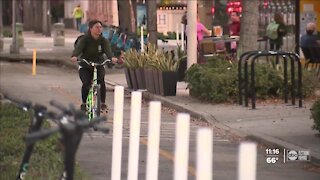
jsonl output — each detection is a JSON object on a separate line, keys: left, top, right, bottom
{"left": 187, "top": 0, "right": 197, "bottom": 68}
{"left": 10, "top": 0, "right": 20, "bottom": 54}
{"left": 295, "top": 0, "right": 300, "bottom": 55}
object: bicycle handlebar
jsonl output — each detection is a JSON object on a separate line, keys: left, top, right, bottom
{"left": 24, "top": 127, "right": 59, "bottom": 144}
{"left": 3, "top": 94, "right": 33, "bottom": 111}
{"left": 78, "top": 58, "right": 111, "bottom": 67}
{"left": 50, "top": 100, "right": 73, "bottom": 116}
{"left": 24, "top": 116, "right": 107, "bottom": 145}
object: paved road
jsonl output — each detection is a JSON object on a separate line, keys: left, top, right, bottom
{"left": 1, "top": 62, "right": 319, "bottom": 179}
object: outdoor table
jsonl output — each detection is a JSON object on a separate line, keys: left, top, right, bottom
{"left": 203, "top": 35, "right": 239, "bottom": 53}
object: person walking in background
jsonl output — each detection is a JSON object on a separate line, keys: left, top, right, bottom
{"left": 181, "top": 11, "right": 187, "bottom": 46}
{"left": 229, "top": 11, "right": 240, "bottom": 36}
{"left": 72, "top": 4, "right": 84, "bottom": 31}
{"left": 300, "top": 22, "right": 320, "bottom": 48}
{"left": 266, "top": 12, "right": 287, "bottom": 51}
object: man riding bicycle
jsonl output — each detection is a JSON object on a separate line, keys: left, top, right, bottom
{"left": 70, "top": 20, "right": 113, "bottom": 112}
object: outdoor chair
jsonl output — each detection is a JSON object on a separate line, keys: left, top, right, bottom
{"left": 302, "top": 46, "right": 320, "bottom": 76}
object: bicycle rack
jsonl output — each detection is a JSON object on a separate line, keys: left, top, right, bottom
{"left": 238, "top": 50, "right": 302, "bottom": 109}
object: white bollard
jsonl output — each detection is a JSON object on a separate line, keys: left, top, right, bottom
{"left": 238, "top": 142, "right": 257, "bottom": 180}
{"left": 176, "top": 24, "right": 179, "bottom": 45}
{"left": 111, "top": 86, "right": 124, "bottom": 180}
{"left": 196, "top": 128, "right": 213, "bottom": 180}
{"left": 146, "top": 101, "right": 162, "bottom": 180}
{"left": 174, "top": 113, "right": 190, "bottom": 180}
{"left": 140, "top": 26, "right": 144, "bottom": 52}
{"left": 127, "top": 91, "right": 142, "bottom": 180}
{"left": 181, "top": 24, "right": 185, "bottom": 51}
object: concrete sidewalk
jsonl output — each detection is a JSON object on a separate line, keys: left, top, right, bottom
{"left": 1, "top": 29, "right": 319, "bottom": 165}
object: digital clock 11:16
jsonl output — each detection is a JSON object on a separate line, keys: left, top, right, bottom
{"left": 265, "top": 148, "right": 280, "bottom": 155}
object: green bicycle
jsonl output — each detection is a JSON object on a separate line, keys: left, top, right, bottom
{"left": 79, "top": 58, "right": 110, "bottom": 122}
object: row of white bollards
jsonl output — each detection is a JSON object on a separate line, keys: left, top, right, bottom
{"left": 111, "top": 86, "right": 257, "bottom": 180}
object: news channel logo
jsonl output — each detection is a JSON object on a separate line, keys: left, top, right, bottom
{"left": 286, "top": 150, "right": 310, "bottom": 162}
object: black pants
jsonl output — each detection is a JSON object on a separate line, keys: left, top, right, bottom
{"left": 270, "top": 43, "right": 281, "bottom": 64}
{"left": 79, "top": 66, "right": 106, "bottom": 104}
{"left": 75, "top": 18, "right": 82, "bottom": 30}
{"left": 269, "top": 43, "right": 281, "bottom": 51}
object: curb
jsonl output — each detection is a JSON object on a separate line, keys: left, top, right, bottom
{"left": 2, "top": 54, "right": 320, "bottom": 166}
{"left": 0, "top": 55, "right": 77, "bottom": 70}
{"left": 141, "top": 91, "right": 320, "bottom": 166}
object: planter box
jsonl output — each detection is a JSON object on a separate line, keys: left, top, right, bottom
{"left": 159, "top": 71, "right": 178, "bottom": 96}
{"left": 124, "top": 68, "right": 133, "bottom": 89}
{"left": 135, "top": 68, "right": 146, "bottom": 89}
{"left": 144, "top": 69, "right": 155, "bottom": 93}
{"left": 153, "top": 70, "right": 160, "bottom": 95}
{"left": 129, "top": 69, "right": 138, "bottom": 90}
{"left": 177, "top": 59, "right": 187, "bottom": 82}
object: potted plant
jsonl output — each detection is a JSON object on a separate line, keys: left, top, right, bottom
{"left": 157, "top": 50, "right": 180, "bottom": 96}
{"left": 123, "top": 49, "right": 139, "bottom": 90}
{"left": 143, "top": 44, "right": 159, "bottom": 93}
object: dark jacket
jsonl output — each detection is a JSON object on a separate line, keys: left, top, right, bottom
{"left": 72, "top": 33, "right": 112, "bottom": 68}
{"left": 300, "top": 34, "right": 319, "bottom": 48}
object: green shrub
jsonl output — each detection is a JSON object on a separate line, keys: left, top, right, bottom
{"left": 185, "top": 57, "right": 317, "bottom": 103}
{"left": 251, "top": 63, "right": 284, "bottom": 99}
{"left": 185, "top": 57, "right": 239, "bottom": 103}
{"left": 0, "top": 103, "right": 88, "bottom": 179}
{"left": 3, "top": 30, "right": 12, "bottom": 37}
{"left": 311, "top": 99, "right": 320, "bottom": 132}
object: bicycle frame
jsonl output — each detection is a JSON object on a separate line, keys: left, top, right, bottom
{"left": 86, "top": 64, "right": 99, "bottom": 121}
{"left": 80, "top": 59, "right": 109, "bottom": 121}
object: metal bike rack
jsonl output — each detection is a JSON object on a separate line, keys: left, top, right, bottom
{"left": 238, "top": 51, "right": 302, "bottom": 109}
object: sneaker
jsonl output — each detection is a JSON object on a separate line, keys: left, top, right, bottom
{"left": 101, "top": 103, "right": 108, "bottom": 113}
{"left": 80, "top": 103, "right": 87, "bottom": 112}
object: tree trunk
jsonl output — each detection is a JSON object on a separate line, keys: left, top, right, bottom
{"left": 42, "top": 0, "right": 51, "bottom": 36}
{"left": 34, "top": 1, "right": 43, "bottom": 33}
{"left": 117, "top": 0, "right": 136, "bottom": 33}
{"left": 23, "top": 0, "right": 34, "bottom": 31}
{"left": 146, "top": 0, "right": 157, "bottom": 46}
{"left": 238, "top": 0, "right": 259, "bottom": 55}
{"left": 0, "top": 0, "right": 3, "bottom": 27}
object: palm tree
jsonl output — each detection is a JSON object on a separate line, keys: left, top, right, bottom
{"left": 238, "top": 0, "right": 259, "bottom": 54}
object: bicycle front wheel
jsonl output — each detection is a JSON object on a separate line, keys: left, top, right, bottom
{"left": 93, "top": 84, "right": 101, "bottom": 118}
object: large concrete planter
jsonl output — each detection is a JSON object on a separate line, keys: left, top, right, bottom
{"left": 144, "top": 69, "right": 155, "bottom": 93}
{"left": 135, "top": 68, "right": 146, "bottom": 89}
{"left": 159, "top": 71, "right": 178, "bottom": 96}
{"left": 124, "top": 68, "right": 133, "bottom": 89}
